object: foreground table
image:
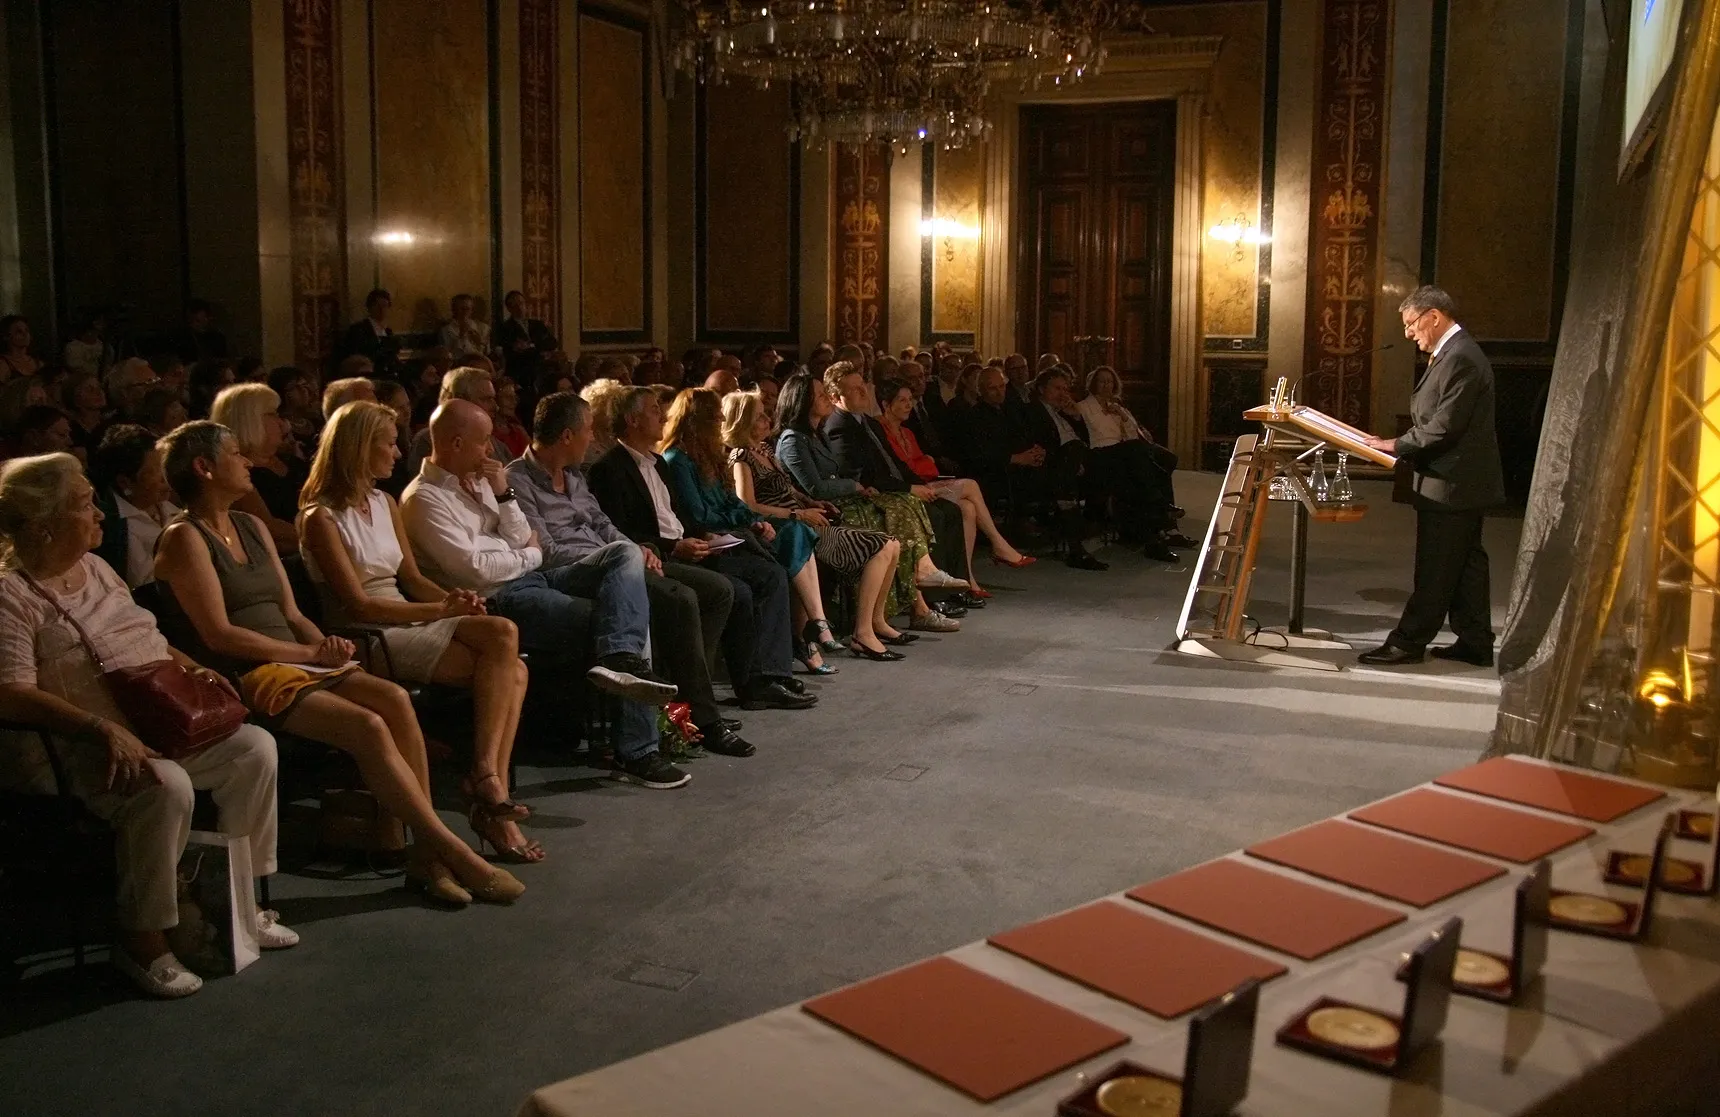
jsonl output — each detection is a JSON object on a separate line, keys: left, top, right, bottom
{"left": 520, "top": 763, "right": 1720, "bottom": 1117}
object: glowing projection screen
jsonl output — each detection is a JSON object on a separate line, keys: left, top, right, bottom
{"left": 1622, "top": 0, "right": 1687, "bottom": 167}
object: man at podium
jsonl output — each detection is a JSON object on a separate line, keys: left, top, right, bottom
{"left": 1357, "top": 285, "right": 1505, "bottom": 668}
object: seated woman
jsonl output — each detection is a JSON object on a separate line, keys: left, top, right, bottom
{"left": 61, "top": 372, "right": 109, "bottom": 453}
{"left": 210, "top": 383, "right": 304, "bottom": 555}
{"left": 90, "top": 424, "right": 180, "bottom": 588}
{"left": 1075, "top": 365, "right": 1189, "bottom": 552}
{"left": 374, "top": 380, "right": 415, "bottom": 498}
{"left": 659, "top": 388, "right": 838, "bottom": 672}
{"left": 299, "top": 401, "right": 538, "bottom": 861}
{"left": 267, "top": 365, "right": 322, "bottom": 450}
{"left": 492, "top": 377, "right": 529, "bottom": 460}
{"left": 578, "top": 378, "right": 629, "bottom": 466}
{"left": 875, "top": 377, "right": 1033, "bottom": 596}
{"left": 0, "top": 452, "right": 295, "bottom": 999}
{"left": 774, "top": 373, "right": 956, "bottom": 634}
{"left": 152, "top": 421, "right": 522, "bottom": 906}
{"left": 721, "top": 390, "right": 906, "bottom": 662}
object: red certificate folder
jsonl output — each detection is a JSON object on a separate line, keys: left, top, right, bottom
{"left": 1434, "top": 756, "right": 1664, "bottom": 823}
{"left": 1127, "top": 858, "right": 1405, "bottom": 961}
{"left": 802, "top": 956, "right": 1129, "bottom": 1101}
{"left": 1350, "top": 787, "right": 1594, "bottom": 862}
{"left": 1246, "top": 818, "right": 1507, "bottom": 907}
{"left": 989, "top": 901, "right": 1287, "bottom": 1018}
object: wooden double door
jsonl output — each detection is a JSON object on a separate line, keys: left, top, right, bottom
{"left": 1018, "top": 101, "right": 1176, "bottom": 440}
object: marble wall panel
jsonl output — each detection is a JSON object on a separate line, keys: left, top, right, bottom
{"left": 579, "top": 11, "right": 648, "bottom": 338}
{"left": 372, "top": 0, "right": 492, "bottom": 334}
{"left": 700, "top": 83, "right": 794, "bottom": 337}
{"left": 1434, "top": 0, "right": 1569, "bottom": 341}
{"left": 928, "top": 145, "right": 982, "bottom": 339}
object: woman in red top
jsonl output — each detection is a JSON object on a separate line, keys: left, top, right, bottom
{"left": 492, "top": 377, "right": 530, "bottom": 460}
{"left": 876, "top": 377, "right": 1031, "bottom": 597}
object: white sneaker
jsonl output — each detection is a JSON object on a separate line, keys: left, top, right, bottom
{"left": 255, "top": 909, "right": 300, "bottom": 950}
{"left": 114, "top": 949, "right": 203, "bottom": 998}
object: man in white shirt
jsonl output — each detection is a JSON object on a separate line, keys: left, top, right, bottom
{"left": 402, "top": 400, "right": 688, "bottom": 787}
{"left": 438, "top": 293, "right": 492, "bottom": 360}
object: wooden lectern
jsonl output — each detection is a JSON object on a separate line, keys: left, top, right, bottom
{"left": 1173, "top": 379, "right": 1397, "bottom": 671}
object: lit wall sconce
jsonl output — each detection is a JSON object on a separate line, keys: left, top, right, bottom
{"left": 919, "top": 218, "right": 981, "bottom": 239}
{"left": 374, "top": 230, "right": 416, "bottom": 247}
{"left": 1206, "top": 214, "right": 1270, "bottom": 262}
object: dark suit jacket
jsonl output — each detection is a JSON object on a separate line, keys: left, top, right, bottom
{"left": 1395, "top": 329, "right": 1506, "bottom": 511}
{"left": 823, "top": 408, "right": 912, "bottom": 491}
{"left": 588, "top": 443, "right": 687, "bottom": 555}
{"left": 958, "top": 401, "right": 1027, "bottom": 480}
{"left": 1021, "top": 401, "right": 1090, "bottom": 455}
{"left": 339, "top": 319, "right": 399, "bottom": 365}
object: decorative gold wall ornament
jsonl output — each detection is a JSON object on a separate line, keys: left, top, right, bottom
{"left": 284, "top": 0, "right": 346, "bottom": 369}
{"left": 665, "top": 1, "right": 1149, "bottom": 150}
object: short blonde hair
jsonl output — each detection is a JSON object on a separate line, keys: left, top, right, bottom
{"left": 439, "top": 365, "right": 492, "bottom": 403}
{"left": 720, "top": 390, "right": 764, "bottom": 450}
{"left": 321, "top": 376, "right": 375, "bottom": 419}
{"left": 0, "top": 452, "right": 86, "bottom": 572}
{"left": 301, "top": 401, "right": 396, "bottom": 512}
{"left": 209, "top": 383, "right": 280, "bottom": 457}
{"left": 580, "top": 377, "right": 629, "bottom": 442}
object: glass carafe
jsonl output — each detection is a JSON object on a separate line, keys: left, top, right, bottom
{"left": 1310, "top": 449, "right": 1331, "bottom": 502}
{"left": 1330, "top": 452, "right": 1353, "bottom": 503}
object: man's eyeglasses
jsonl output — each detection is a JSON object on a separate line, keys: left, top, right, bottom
{"left": 1401, "top": 308, "right": 1433, "bottom": 336}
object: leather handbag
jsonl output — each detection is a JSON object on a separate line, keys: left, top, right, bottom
{"left": 25, "top": 572, "right": 248, "bottom": 759}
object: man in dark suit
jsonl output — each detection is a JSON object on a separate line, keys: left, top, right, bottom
{"left": 495, "top": 289, "right": 565, "bottom": 387}
{"left": 1359, "top": 285, "right": 1506, "bottom": 667}
{"left": 589, "top": 385, "right": 814, "bottom": 711}
{"left": 339, "top": 288, "right": 402, "bottom": 374}
{"left": 821, "top": 363, "right": 975, "bottom": 611}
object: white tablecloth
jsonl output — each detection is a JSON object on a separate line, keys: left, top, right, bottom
{"left": 521, "top": 763, "right": 1720, "bottom": 1117}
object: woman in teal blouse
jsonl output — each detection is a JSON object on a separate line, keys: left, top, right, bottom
{"left": 659, "top": 388, "right": 837, "bottom": 673}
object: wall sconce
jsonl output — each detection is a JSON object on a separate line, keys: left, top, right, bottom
{"left": 1206, "top": 214, "right": 1269, "bottom": 262}
{"left": 921, "top": 217, "right": 981, "bottom": 264}
{"left": 374, "top": 230, "right": 416, "bottom": 247}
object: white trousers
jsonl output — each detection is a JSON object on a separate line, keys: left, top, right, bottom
{"left": 66, "top": 723, "right": 279, "bottom": 932}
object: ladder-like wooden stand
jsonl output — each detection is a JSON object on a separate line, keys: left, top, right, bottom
{"left": 1173, "top": 396, "right": 1396, "bottom": 671}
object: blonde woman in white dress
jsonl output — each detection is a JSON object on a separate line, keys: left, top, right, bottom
{"left": 298, "top": 401, "right": 540, "bottom": 862}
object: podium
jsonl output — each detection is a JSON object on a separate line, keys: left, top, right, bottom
{"left": 1173, "top": 385, "right": 1397, "bottom": 671}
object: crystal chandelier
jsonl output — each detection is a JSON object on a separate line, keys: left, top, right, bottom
{"left": 667, "top": 2, "right": 1131, "bottom": 150}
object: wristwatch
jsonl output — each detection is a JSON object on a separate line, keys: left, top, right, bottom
{"left": 496, "top": 487, "right": 517, "bottom": 504}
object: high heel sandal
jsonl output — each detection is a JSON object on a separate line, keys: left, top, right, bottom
{"left": 460, "top": 771, "right": 530, "bottom": 821}
{"left": 991, "top": 553, "right": 1037, "bottom": 568}
{"left": 796, "top": 641, "right": 839, "bottom": 676}
{"left": 847, "top": 640, "right": 906, "bottom": 662}
{"left": 468, "top": 802, "right": 547, "bottom": 864}
{"left": 801, "top": 619, "right": 846, "bottom": 654}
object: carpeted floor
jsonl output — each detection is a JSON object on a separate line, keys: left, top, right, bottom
{"left": 0, "top": 475, "right": 1512, "bottom": 1117}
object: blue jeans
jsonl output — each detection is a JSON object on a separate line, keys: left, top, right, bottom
{"left": 489, "top": 542, "right": 658, "bottom": 760}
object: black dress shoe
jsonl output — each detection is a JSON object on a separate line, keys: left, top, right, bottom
{"left": 720, "top": 717, "right": 743, "bottom": 732}
{"left": 705, "top": 729, "right": 757, "bottom": 757}
{"left": 1066, "top": 549, "right": 1110, "bottom": 571}
{"left": 1143, "top": 541, "right": 1180, "bottom": 563}
{"left": 740, "top": 681, "right": 818, "bottom": 710}
{"left": 1169, "top": 506, "right": 1186, "bottom": 520}
{"left": 933, "top": 600, "right": 968, "bottom": 618}
{"left": 954, "top": 591, "right": 987, "bottom": 609}
{"left": 778, "top": 675, "right": 807, "bottom": 694}
{"left": 848, "top": 640, "right": 906, "bottom": 662}
{"left": 1163, "top": 532, "right": 1200, "bottom": 548}
{"left": 1431, "top": 643, "right": 1494, "bottom": 667}
{"left": 1356, "top": 644, "right": 1425, "bottom": 666}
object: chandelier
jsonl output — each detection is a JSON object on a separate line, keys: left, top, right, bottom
{"left": 667, "top": 2, "right": 1132, "bottom": 150}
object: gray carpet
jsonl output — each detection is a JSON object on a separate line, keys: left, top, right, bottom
{"left": 0, "top": 475, "right": 1507, "bottom": 1117}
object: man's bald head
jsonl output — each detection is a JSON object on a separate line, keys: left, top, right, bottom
{"left": 979, "top": 367, "right": 1009, "bottom": 407}
{"left": 428, "top": 398, "right": 494, "bottom": 476}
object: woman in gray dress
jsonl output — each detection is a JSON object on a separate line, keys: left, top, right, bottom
{"left": 299, "top": 401, "right": 538, "bottom": 862}
{"left": 153, "top": 421, "right": 524, "bottom": 907}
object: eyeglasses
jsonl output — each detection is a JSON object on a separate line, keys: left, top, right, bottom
{"left": 1402, "top": 308, "right": 1433, "bottom": 335}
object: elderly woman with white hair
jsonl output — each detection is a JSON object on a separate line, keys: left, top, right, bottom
{"left": 0, "top": 452, "right": 296, "bottom": 999}
{"left": 104, "top": 357, "right": 158, "bottom": 422}
{"left": 210, "top": 382, "right": 303, "bottom": 554}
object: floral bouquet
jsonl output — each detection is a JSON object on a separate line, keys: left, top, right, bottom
{"left": 658, "top": 702, "right": 705, "bottom": 762}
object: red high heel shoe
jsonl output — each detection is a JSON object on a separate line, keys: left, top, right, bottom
{"left": 991, "top": 554, "right": 1037, "bottom": 568}
{"left": 968, "top": 587, "right": 994, "bottom": 599}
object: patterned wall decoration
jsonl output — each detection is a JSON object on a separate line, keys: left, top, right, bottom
{"left": 1302, "top": 0, "right": 1391, "bottom": 427}
{"left": 284, "top": 0, "right": 346, "bottom": 370}
{"left": 519, "top": 0, "right": 559, "bottom": 330}
{"left": 832, "top": 144, "right": 889, "bottom": 347}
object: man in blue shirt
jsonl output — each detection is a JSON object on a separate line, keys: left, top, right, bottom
{"left": 508, "top": 392, "right": 761, "bottom": 756}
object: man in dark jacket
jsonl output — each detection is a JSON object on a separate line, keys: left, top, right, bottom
{"left": 589, "top": 385, "right": 813, "bottom": 711}
{"left": 338, "top": 288, "right": 401, "bottom": 374}
{"left": 1359, "top": 285, "right": 1506, "bottom": 667}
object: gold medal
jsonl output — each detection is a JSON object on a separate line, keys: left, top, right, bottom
{"left": 1550, "top": 893, "right": 1628, "bottom": 925}
{"left": 1452, "top": 949, "right": 1511, "bottom": 987}
{"left": 1305, "top": 1006, "right": 1400, "bottom": 1051}
{"left": 1094, "top": 1075, "right": 1183, "bottom": 1117}
{"left": 1616, "top": 855, "right": 1699, "bottom": 886}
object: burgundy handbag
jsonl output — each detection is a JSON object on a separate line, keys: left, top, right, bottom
{"left": 25, "top": 572, "right": 248, "bottom": 759}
